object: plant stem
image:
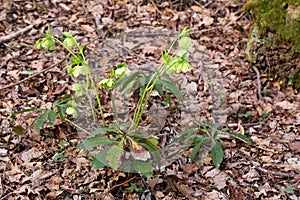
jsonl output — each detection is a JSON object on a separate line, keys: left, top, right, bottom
{"left": 109, "top": 90, "right": 119, "bottom": 127}
{"left": 65, "top": 118, "right": 90, "bottom": 135}
{"left": 88, "top": 71, "right": 106, "bottom": 126}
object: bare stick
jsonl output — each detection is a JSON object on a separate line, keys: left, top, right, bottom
{"left": 0, "top": 55, "right": 68, "bottom": 91}
{"left": 0, "top": 20, "right": 42, "bottom": 44}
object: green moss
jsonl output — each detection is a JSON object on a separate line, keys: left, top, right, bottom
{"left": 245, "top": 0, "right": 300, "bottom": 52}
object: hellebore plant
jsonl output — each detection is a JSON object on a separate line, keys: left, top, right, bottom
{"left": 35, "top": 27, "right": 193, "bottom": 176}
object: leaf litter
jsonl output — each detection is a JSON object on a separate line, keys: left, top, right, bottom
{"left": 0, "top": 0, "right": 299, "bottom": 199}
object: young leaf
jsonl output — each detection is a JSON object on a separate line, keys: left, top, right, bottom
{"left": 72, "top": 84, "right": 83, "bottom": 97}
{"left": 179, "top": 36, "right": 193, "bottom": 50}
{"left": 126, "top": 183, "right": 142, "bottom": 192}
{"left": 180, "top": 28, "right": 190, "bottom": 37}
{"left": 211, "top": 140, "right": 224, "bottom": 168}
{"left": 63, "top": 37, "right": 76, "bottom": 48}
{"left": 106, "top": 145, "right": 122, "bottom": 170}
{"left": 66, "top": 106, "right": 77, "bottom": 117}
{"left": 115, "top": 66, "right": 129, "bottom": 78}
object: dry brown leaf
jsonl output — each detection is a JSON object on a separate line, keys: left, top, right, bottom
{"left": 275, "top": 100, "right": 294, "bottom": 110}
{"left": 20, "top": 148, "right": 42, "bottom": 162}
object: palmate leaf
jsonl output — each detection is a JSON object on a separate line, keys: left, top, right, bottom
{"left": 211, "top": 140, "right": 224, "bottom": 168}
{"left": 156, "top": 79, "right": 183, "bottom": 102}
{"left": 76, "top": 136, "right": 117, "bottom": 149}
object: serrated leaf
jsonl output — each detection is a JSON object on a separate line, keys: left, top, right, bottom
{"left": 91, "top": 157, "right": 106, "bottom": 170}
{"left": 106, "top": 145, "right": 122, "bottom": 170}
{"left": 157, "top": 79, "right": 183, "bottom": 102}
{"left": 77, "top": 136, "right": 117, "bottom": 149}
{"left": 211, "top": 140, "right": 224, "bottom": 168}
{"left": 132, "top": 159, "right": 152, "bottom": 177}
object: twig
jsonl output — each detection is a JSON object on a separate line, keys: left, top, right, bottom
{"left": 252, "top": 66, "right": 262, "bottom": 102}
{"left": 0, "top": 54, "right": 69, "bottom": 91}
{"left": 106, "top": 176, "right": 136, "bottom": 193}
{"left": 0, "top": 20, "right": 42, "bottom": 44}
{"left": 150, "top": 0, "right": 164, "bottom": 16}
{"left": 255, "top": 166, "right": 300, "bottom": 179}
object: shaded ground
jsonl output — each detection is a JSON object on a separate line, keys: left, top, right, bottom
{"left": 0, "top": 0, "right": 299, "bottom": 199}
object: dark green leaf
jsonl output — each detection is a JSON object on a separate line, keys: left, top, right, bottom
{"left": 47, "top": 109, "right": 56, "bottom": 126}
{"left": 132, "top": 159, "right": 152, "bottom": 177}
{"left": 89, "top": 126, "right": 117, "bottom": 137}
{"left": 91, "top": 148, "right": 110, "bottom": 169}
{"left": 116, "top": 72, "right": 139, "bottom": 94}
{"left": 154, "top": 83, "right": 163, "bottom": 96}
{"left": 76, "top": 136, "right": 117, "bottom": 149}
{"left": 211, "top": 140, "right": 224, "bottom": 168}
{"left": 34, "top": 111, "right": 49, "bottom": 133}
{"left": 157, "top": 79, "right": 183, "bottom": 102}
{"left": 106, "top": 145, "right": 122, "bottom": 170}
{"left": 191, "top": 139, "right": 205, "bottom": 161}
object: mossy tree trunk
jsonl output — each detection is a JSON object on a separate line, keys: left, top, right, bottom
{"left": 245, "top": 0, "right": 300, "bottom": 90}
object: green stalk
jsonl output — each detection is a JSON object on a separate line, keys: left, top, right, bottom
{"left": 88, "top": 71, "right": 106, "bottom": 126}
{"left": 109, "top": 90, "right": 119, "bottom": 127}
{"left": 53, "top": 37, "right": 78, "bottom": 59}
{"left": 65, "top": 118, "right": 90, "bottom": 135}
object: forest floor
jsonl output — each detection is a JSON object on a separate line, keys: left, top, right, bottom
{"left": 0, "top": 0, "right": 300, "bottom": 199}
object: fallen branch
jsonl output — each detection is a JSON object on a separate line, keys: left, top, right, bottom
{"left": 0, "top": 20, "right": 42, "bottom": 44}
{"left": 0, "top": 54, "right": 69, "bottom": 91}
